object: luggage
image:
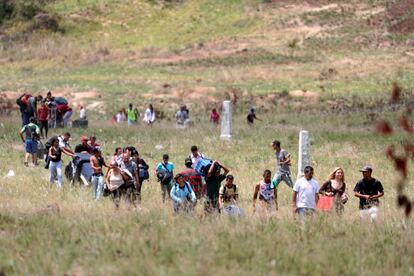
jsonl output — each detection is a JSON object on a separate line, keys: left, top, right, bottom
{"left": 72, "top": 119, "right": 88, "bottom": 128}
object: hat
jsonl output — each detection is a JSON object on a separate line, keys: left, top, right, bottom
{"left": 360, "top": 165, "right": 373, "bottom": 172}
{"left": 80, "top": 135, "right": 89, "bottom": 141}
{"left": 93, "top": 147, "right": 101, "bottom": 153}
{"left": 185, "top": 157, "right": 192, "bottom": 166}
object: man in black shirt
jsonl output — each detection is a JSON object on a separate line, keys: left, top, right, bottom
{"left": 353, "top": 166, "right": 384, "bottom": 221}
{"left": 74, "top": 136, "right": 92, "bottom": 154}
{"left": 204, "top": 160, "right": 229, "bottom": 213}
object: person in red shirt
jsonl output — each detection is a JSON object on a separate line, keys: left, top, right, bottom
{"left": 57, "top": 104, "right": 73, "bottom": 127}
{"left": 210, "top": 108, "right": 220, "bottom": 124}
{"left": 180, "top": 157, "right": 204, "bottom": 201}
{"left": 37, "top": 101, "right": 49, "bottom": 138}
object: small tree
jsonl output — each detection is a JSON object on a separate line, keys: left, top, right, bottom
{"left": 376, "top": 83, "right": 414, "bottom": 216}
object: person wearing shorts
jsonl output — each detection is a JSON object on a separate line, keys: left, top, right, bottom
{"left": 19, "top": 117, "right": 40, "bottom": 166}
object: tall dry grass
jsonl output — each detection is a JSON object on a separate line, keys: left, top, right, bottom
{"left": 0, "top": 110, "right": 413, "bottom": 275}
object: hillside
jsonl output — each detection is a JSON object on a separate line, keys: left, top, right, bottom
{"left": 1, "top": 0, "right": 414, "bottom": 117}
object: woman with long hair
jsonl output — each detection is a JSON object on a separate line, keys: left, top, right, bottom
{"left": 319, "top": 167, "right": 348, "bottom": 214}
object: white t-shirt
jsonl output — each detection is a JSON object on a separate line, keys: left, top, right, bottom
{"left": 143, "top": 108, "right": 155, "bottom": 123}
{"left": 80, "top": 108, "right": 86, "bottom": 119}
{"left": 190, "top": 152, "right": 205, "bottom": 169}
{"left": 293, "top": 177, "right": 319, "bottom": 209}
{"left": 58, "top": 136, "right": 70, "bottom": 150}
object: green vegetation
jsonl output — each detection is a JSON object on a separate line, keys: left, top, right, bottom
{"left": 1, "top": 1, "right": 414, "bottom": 274}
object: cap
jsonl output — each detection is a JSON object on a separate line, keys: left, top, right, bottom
{"left": 93, "top": 147, "right": 101, "bottom": 153}
{"left": 80, "top": 135, "right": 89, "bottom": 141}
{"left": 359, "top": 165, "right": 373, "bottom": 172}
{"left": 185, "top": 157, "right": 192, "bottom": 166}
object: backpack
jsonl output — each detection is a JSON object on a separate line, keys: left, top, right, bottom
{"left": 158, "top": 163, "right": 173, "bottom": 185}
{"left": 194, "top": 158, "right": 213, "bottom": 177}
{"left": 26, "top": 124, "right": 40, "bottom": 141}
{"left": 223, "top": 185, "right": 237, "bottom": 201}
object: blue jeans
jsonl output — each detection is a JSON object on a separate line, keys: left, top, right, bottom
{"left": 273, "top": 171, "right": 294, "bottom": 188}
{"left": 92, "top": 174, "right": 104, "bottom": 200}
{"left": 25, "top": 139, "right": 38, "bottom": 154}
{"left": 49, "top": 161, "right": 63, "bottom": 187}
{"left": 63, "top": 110, "right": 73, "bottom": 127}
{"left": 297, "top": 208, "right": 315, "bottom": 217}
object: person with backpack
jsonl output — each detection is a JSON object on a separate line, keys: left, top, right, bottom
{"left": 48, "top": 137, "right": 63, "bottom": 188}
{"left": 204, "top": 160, "right": 229, "bottom": 213}
{"left": 156, "top": 154, "right": 174, "bottom": 203}
{"left": 44, "top": 132, "right": 74, "bottom": 169}
{"left": 170, "top": 174, "right": 197, "bottom": 214}
{"left": 189, "top": 145, "right": 205, "bottom": 169}
{"left": 218, "top": 175, "right": 239, "bottom": 212}
{"left": 125, "top": 146, "right": 149, "bottom": 204}
{"left": 180, "top": 157, "right": 204, "bottom": 200}
{"left": 19, "top": 117, "right": 41, "bottom": 167}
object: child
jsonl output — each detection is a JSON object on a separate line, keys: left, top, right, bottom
{"left": 210, "top": 108, "right": 220, "bottom": 124}
{"left": 253, "top": 170, "right": 277, "bottom": 212}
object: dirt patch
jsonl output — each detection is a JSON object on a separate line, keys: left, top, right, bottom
{"left": 142, "top": 86, "right": 218, "bottom": 103}
{"left": 289, "top": 90, "right": 318, "bottom": 101}
{"left": 387, "top": 0, "right": 414, "bottom": 34}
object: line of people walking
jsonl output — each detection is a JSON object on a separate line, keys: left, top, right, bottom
{"left": 20, "top": 127, "right": 385, "bottom": 219}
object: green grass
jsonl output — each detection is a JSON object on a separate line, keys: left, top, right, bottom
{"left": 1, "top": 1, "right": 414, "bottom": 273}
{"left": 0, "top": 110, "right": 413, "bottom": 274}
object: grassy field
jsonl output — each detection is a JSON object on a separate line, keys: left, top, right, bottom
{"left": 1, "top": 0, "right": 414, "bottom": 275}
{"left": 1, "top": 108, "right": 414, "bottom": 275}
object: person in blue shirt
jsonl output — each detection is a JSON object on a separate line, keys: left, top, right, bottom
{"left": 156, "top": 154, "right": 174, "bottom": 203}
{"left": 170, "top": 174, "right": 196, "bottom": 214}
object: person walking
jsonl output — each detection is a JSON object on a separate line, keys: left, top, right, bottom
{"left": 292, "top": 166, "right": 319, "bottom": 217}
{"left": 189, "top": 145, "right": 205, "bottom": 169}
{"left": 156, "top": 154, "right": 174, "bottom": 203}
{"left": 204, "top": 160, "right": 229, "bottom": 213}
{"left": 271, "top": 140, "right": 294, "bottom": 207}
{"left": 319, "top": 167, "right": 348, "bottom": 214}
{"left": 170, "top": 174, "right": 197, "bottom": 214}
{"left": 19, "top": 117, "right": 40, "bottom": 167}
{"left": 37, "top": 100, "right": 49, "bottom": 139}
{"left": 143, "top": 104, "right": 156, "bottom": 125}
{"left": 90, "top": 147, "right": 109, "bottom": 201}
{"left": 210, "top": 108, "right": 220, "bottom": 124}
{"left": 180, "top": 157, "right": 204, "bottom": 200}
{"left": 127, "top": 103, "right": 139, "bottom": 126}
{"left": 253, "top": 170, "right": 277, "bottom": 212}
{"left": 48, "top": 137, "right": 63, "bottom": 188}
{"left": 219, "top": 175, "right": 243, "bottom": 216}
{"left": 353, "top": 166, "right": 384, "bottom": 222}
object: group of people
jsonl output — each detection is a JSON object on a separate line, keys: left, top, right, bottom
{"left": 19, "top": 124, "right": 385, "bottom": 220}
{"left": 16, "top": 91, "right": 79, "bottom": 131}
{"left": 111, "top": 103, "right": 264, "bottom": 128}
{"left": 113, "top": 103, "right": 156, "bottom": 126}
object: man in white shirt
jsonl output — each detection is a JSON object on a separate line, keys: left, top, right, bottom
{"left": 58, "top": 132, "right": 75, "bottom": 157}
{"left": 292, "top": 166, "right": 319, "bottom": 217}
{"left": 79, "top": 106, "right": 86, "bottom": 120}
{"left": 189, "top": 145, "right": 205, "bottom": 169}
